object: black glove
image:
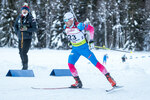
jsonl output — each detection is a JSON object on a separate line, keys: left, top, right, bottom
{"left": 89, "top": 40, "right": 95, "bottom": 49}
{"left": 68, "top": 42, "right": 72, "bottom": 48}
{"left": 89, "top": 40, "right": 94, "bottom": 44}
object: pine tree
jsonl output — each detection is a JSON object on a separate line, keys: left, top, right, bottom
{"left": 125, "top": 0, "right": 146, "bottom": 51}
{"left": 0, "top": 0, "right": 149, "bottom": 51}
{"left": 0, "top": 0, "right": 18, "bottom": 47}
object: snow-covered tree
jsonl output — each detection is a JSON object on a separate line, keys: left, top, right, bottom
{"left": 124, "top": 0, "right": 147, "bottom": 51}
{"left": 0, "top": 0, "right": 149, "bottom": 51}
{"left": 0, "top": 0, "right": 18, "bottom": 47}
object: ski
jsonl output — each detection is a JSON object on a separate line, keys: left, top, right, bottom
{"left": 31, "top": 87, "right": 85, "bottom": 90}
{"left": 31, "top": 87, "right": 70, "bottom": 90}
{"left": 106, "top": 86, "right": 123, "bottom": 92}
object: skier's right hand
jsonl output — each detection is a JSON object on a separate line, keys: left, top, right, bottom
{"left": 20, "top": 26, "right": 28, "bottom": 31}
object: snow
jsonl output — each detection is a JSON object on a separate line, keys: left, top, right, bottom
{"left": 0, "top": 48, "right": 150, "bottom": 100}
{"left": 134, "top": 20, "right": 138, "bottom": 25}
{"left": 0, "top": 27, "right": 3, "bottom": 31}
{"left": 37, "top": 0, "right": 41, "bottom": 4}
{"left": 112, "top": 23, "right": 122, "bottom": 30}
{"left": 32, "top": 11, "right": 36, "bottom": 19}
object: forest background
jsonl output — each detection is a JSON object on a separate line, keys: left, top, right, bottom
{"left": 0, "top": 0, "right": 150, "bottom": 51}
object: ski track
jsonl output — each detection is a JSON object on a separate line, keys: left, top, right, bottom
{"left": 0, "top": 48, "right": 150, "bottom": 100}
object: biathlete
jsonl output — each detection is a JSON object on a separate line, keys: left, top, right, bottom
{"left": 63, "top": 12, "right": 116, "bottom": 88}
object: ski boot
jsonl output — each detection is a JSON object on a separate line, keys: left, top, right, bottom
{"left": 70, "top": 76, "right": 82, "bottom": 88}
{"left": 105, "top": 73, "right": 116, "bottom": 87}
{"left": 22, "top": 63, "right": 28, "bottom": 70}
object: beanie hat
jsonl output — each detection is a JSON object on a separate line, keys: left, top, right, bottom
{"left": 21, "top": 3, "right": 29, "bottom": 12}
{"left": 64, "top": 12, "right": 74, "bottom": 20}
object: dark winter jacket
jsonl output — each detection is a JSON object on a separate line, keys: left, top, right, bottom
{"left": 14, "top": 13, "right": 37, "bottom": 40}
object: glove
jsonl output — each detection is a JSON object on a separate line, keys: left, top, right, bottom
{"left": 68, "top": 42, "right": 72, "bottom": 48}
{"left": 89, "top": 40, "right": 94, "bottom": 44}
{"left": 89, "top": 40, "right": 95, "bottom": 49}
{"left": 20, "top": 26, "right": 28, "bottom": 31}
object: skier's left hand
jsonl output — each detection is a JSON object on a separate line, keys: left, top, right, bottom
{"left": 89, "top": 40, "right": 95, "bottom": 49}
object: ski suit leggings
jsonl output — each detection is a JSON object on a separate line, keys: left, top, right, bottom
{"left": 68, "top": 43, "right": 108, "bottom": 77}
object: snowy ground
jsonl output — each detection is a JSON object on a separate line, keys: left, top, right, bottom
{"left": 0, "top": 47, "right": 150, "bottom": 100}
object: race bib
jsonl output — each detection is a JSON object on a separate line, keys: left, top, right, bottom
{"left": 65, "top": 28, "right": 85, "bottom": 43}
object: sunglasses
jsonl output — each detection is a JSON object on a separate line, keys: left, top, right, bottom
{"left": 64, "top": 17, "right": 73, "bottom": 22}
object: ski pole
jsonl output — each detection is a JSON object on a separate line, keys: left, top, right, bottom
{"left": 69, "top": 1, "right": 78, "bottom": 22}
{"left": 95, "top": 45, "right": 110, "bottom": 50}
{"left": 95, "top": 45, "right": 132, "bottom": 53}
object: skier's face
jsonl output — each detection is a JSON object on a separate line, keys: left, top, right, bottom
{"left": 22, "top": 9, "right": 28, "bottom": 16}
{"left": 65, "top": 19, "right": 74, "bottom": 27}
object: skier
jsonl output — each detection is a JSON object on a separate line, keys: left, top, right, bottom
{"left": 122, "top": 54, "right": 127, "bottom": 63}
{"left": 103, "top": 54, "right": 108, "bottom": 64}
{"left": 14, "top": 3, "right": 37, "bottom": 70}
{"left": 63, "top": 12, "right": 117, "bottom": 88}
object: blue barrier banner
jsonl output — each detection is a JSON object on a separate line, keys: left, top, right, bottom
{"left": 50, "top": 69, "right": 72, "bottom": 76}
{"left": 6, "top": 70, "right": 35, "bottom": 77}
